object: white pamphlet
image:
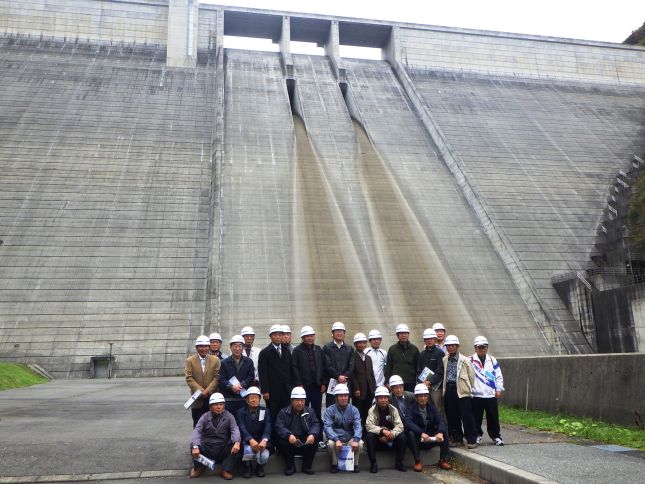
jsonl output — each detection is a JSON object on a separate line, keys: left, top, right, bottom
{"left": 184, "top": 390, "right": 202, "bottom": 409}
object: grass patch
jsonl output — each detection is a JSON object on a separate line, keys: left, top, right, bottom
{"left": 499, "top": 405, "right": 645, "bottom": 450}
{"left": 0, "top": 362, "right": 48, "bottom": 391}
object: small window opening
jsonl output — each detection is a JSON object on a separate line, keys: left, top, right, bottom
{"left": 339, "top": 45, "right": 382, "bottom": 60}
{"left": 223, "top": 35, "right": 279, "bottom": 53}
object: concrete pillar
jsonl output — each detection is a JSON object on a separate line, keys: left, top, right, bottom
{"left": 384, "top": 25, "right": 402, "bottom": 64}
{"left": 167, "top": 0, "right": 198, "bottom": 67}
{"left": 279, "top": 16, "right": 294, "bottom": 78}
{"left": 325, "top": 20, "right": 346, "bottom": 82}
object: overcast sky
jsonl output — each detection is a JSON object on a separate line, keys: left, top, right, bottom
{"left": 202, "top": 0, "right": 644, "bottom": 57}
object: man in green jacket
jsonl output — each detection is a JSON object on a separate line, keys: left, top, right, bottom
{"left": 384, "top": 324, "right": 419, "bottom": 392}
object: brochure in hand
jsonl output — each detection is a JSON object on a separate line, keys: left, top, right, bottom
{"left": 184, "top": 390, "right": 203, "bottom": 409}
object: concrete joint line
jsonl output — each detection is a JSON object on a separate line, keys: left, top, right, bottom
{"left": 452, "top": 448, "right": 559, "bottom": 484}
{"left": 0, "top": 469, "right": 186, "bottom": 484}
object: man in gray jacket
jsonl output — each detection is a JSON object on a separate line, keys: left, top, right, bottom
{"left": 190, "top": 393, "right": 241, "bottom": 479}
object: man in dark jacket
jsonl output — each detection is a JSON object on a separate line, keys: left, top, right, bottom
{"left": 237, "top": 386, "right": 271, "bottom": 478}
{"left": 351, "top": 332, "right": 376, "bottom": 426}
{"left": 291, "top": 325, "right": 326, "bottom": 427}
{"left": 388, "top": 375, "right": 415, "bottom": 420}
{"left": 220, "top": 335, "right": 256, "bottom": 416}
{"left": 322, "top": 321, "right": 354, "bottom": 407}
{"left": 190, "top": 392, "right": 241, "bottom": 479}
{"left": 275, "top": 387, "right": 320, "bottom": 475}
{"left": 403, "top": 384, "right": 452, "bottom": 472}
{"left": 384, "top": 324, "right": 419, "bottom": 392}
{"left": 258, "top": 324, "right": 293, "bottom": 437}
{"left": 417, "top": 328, "right": 445, "bottom": 418}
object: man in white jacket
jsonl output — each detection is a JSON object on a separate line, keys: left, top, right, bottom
{"left": 469, "top": 336, "right": 504, "bottom": 446}
{"left": 365, "top": 330, "right": 387, "bottom": 387}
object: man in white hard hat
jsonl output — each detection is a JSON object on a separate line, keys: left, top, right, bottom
{"left": 236, "top": 386, "right": 271, "bottom": 478}
{"left": 403, "top": 384, "right": 452, "bottom": 471}
{"left": 351, "top": 332, "right": 376, "bottom": 426}
{"left": 209, "top": 333, "right": 227, "bottom": 360}
{"left": 432, "top": 323, "right": 447, "bottom": 353}
{"left": 388, "top": 375, "right": 415, "bottom": 420}
{"left": 322, "top": 321, "right": 354, "bottom": 407}
{"left": 417, "top": 328, "right": 445, "bottom": 418}
{"left": 220, "top": 335, "right": 256, "bottom": 416}
{"left": 291, "top": 325, "right": 326, "bottom": 426}
{"left": 258, "top": 324, "right": 293, "bottom": 439}
{"left": 384, "top": 324, "right": 420, "bottom": 392}
{"left": 241, "top": 326, "right": 261, "bottom": 383}
{"left": 365, "top": 386, "right": 407, "bottom": 473}
{"left": 469, "top": 336, "right": 505, "bottom": 446}
{"left": 281, "top": 325, "right": 294, "bottom": 353}
{"left": 186, "top": 335, "right": 221, "bottom": 427}
{"left": 365, "top": 329, "right": 387, "bottom": 387}
{"left": 190, "top": 392, "right": 241, "bottom": 479}
{"left": 442, "top": 335, "right": 477, "bottom": 449}
{"left": 323, "top": 383, "right": 363, "bottom": 473}
{"left": 275, "top": 387, "right": 321, "bottom": 476}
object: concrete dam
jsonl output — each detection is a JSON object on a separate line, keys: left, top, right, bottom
{"left": 1, "top": 1, "right": 644, "bottom": 377}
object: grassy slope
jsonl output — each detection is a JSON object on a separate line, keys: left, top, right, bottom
{"left": 0, "top": 362, "right": 48, "bottom": 391}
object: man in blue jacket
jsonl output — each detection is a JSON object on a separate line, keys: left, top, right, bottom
{"left": 275, "top": 387, "right": 320, "bottom": 476}
{"left": 403, "top": 384, "right": 452, "bottom": 471}
{"left": 220, "top": 335, "right": 256, "bottom": 416}
{"left": 323, "top": 383, "right": 363, "bottom": 473}
{"left": 237, "top": 386, "right": 271, "bottom": 478}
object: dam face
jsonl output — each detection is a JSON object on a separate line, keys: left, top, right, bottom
{"left": 1, "top": 1, "right": 645, "bottom": 376}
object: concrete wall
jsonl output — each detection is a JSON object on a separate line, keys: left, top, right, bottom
{"left": 401, "top": 27, "right": 645, "bottom": 85}
{"left": 0, "top": 0, "right": 167, "bottom": 46}
{"left": 499, "top": 354, "right": 644, "bottom": 427}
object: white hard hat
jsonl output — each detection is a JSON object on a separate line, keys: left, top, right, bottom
{"left": 334, "top": 383, "right": 350, "bottom": 395}
{"left": 331, "top": 321, "right": 346, "bottom": 332}
{"left": 353, "top": 332, "right": 367, "bottom": 343}
{"left": 281, "top": 325, "right": 291, "bottom": 334}
{"left": 474, "top": 336, "right": 489, "bottom": 347}
{"left": 241, "top": 326, "right": 255, "bottom": 336}
{"left": 432, "top": 323, "right": 446, "bottom": 331}
{"left": 374, "top": 386, "right": 390, "bottom": 397}
{"left": 388, "top": 375, "right": 404, "bottom": 387}
{"left": 368, "top": 330, "right": 382, "bottom": 340}
{"left": 414, "top": 383, "right": 430, "bottom": 395}
{"left": 246, "top": 386, "right": 262, "bottom": 397}
{"left": 209, "top": 332, "right": 222, "bottom": 342}
{"left": 195, "top": 335, "right": 210, "bottom": 346}
{"left": 209, "top": 392, "right": 225, "bottom": 404}
{"left": 395, "top": 324, "right": 410, "bottom": 334}
{"left": 229, "top": 335, "right": 245, "bottom": 345}
{"left": 423, "top": 328, "right": 437, "bottom": 339}
{"left": 444, "top": 335, "right": 460, "bottom": 345}
{"left": 300, "top": 325, "right": 315, "bottom": 337}
{"left": 269, "top": 324, "right": 283, "bottom": 335}
{"left": 291, "top": 387, "right": 307, "bottom": 399}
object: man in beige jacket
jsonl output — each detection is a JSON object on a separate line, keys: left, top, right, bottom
{"left": 186, "top": 335, "right": 221, "bottom": 427}
{"left": 442, "top": 335, "right": 477, "bottom": 449}
{"left": 365, "top": 386, "right": 407, "bottom": 473}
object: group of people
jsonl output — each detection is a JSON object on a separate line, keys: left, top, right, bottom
{"left": 185, "top": 321, "right": 505, "bottom": 479}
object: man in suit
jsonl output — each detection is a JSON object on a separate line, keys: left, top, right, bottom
{"left": 351, "top": 332, "right": 376, "bottom": 426}
{"left": 388, "top": 374, "right": 415, "bottom": 421}
{"left": 291, "top": 325, "right": 326, "bottom": 428}
{"left": 220, "top": 335, "right": 256, "bottom": 416}
{"left": 185, "top": 335, "right": 221, "bottom": 427}
{"left": 258, "top": 324, "right": 293, "bottom": 439}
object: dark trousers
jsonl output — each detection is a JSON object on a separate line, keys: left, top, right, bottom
{"left": 325, "top": 392, "right": 336, "bottom": 408}
{"left": 471, "top": 397, "right": 501, "bottom": 439}
{"left": 194, "top": 441, "right": 238, "bottom": 473}
{"left": 191, "top": 402, "right": 209, "bottom": 428}
{"left": 353, "top": 394, "right": 374, "bottom": 427}
{"left": 444, "top": 384, "right": 477, "bottom": 444}
{"left": 406, "top": 430, "right": 450, "bottom": 460}
{"left": 276, "top": 436, "right": 319, "bottom": 471}
{"left": 404, "top": 382, "right": 416, "bottom": 393}
{"left": 304, "top": 385, "right": 323, "bottom": 435}
{"left": 224, "top": 398, "right": 245, "bottom": 417}
{"left": 365, "top": 432, "right": 407, "bottom": 464}
{"left": 267, "top": 395, "right": 290, "bottom": 441}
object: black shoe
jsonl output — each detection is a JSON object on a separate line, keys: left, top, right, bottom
{"left": 243, "top": 462, "right": 252, "bottom": 478}
{"left": 255, "top": 464, "right": 265, "bottom": 477}
{"left": 285, "top": 467, "right": 296, "bottom": 476}
{"left": 353, "top": 467, "right": 360, "bottom": 473}
{"left": 330, "top": 465, "right": 339, "bottom": 474}
{"left": 395, "top": 461, "right": 407, "bottom": 472}
{"left": 370, "top": 461, "right": 378, "bottom": 473}
{"left": 303, "top": 468, "right": 314, "bottom": 475}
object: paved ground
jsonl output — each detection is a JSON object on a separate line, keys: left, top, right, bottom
{"left": 1, "top": 377, "right": 643, "bottom": 483}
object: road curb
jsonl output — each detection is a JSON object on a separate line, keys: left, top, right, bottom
{"left": 0, "top": 470, "right": 187, "bottom": 484}
{"left": 452, "top": 448, "right": 560, "bottom": 484}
